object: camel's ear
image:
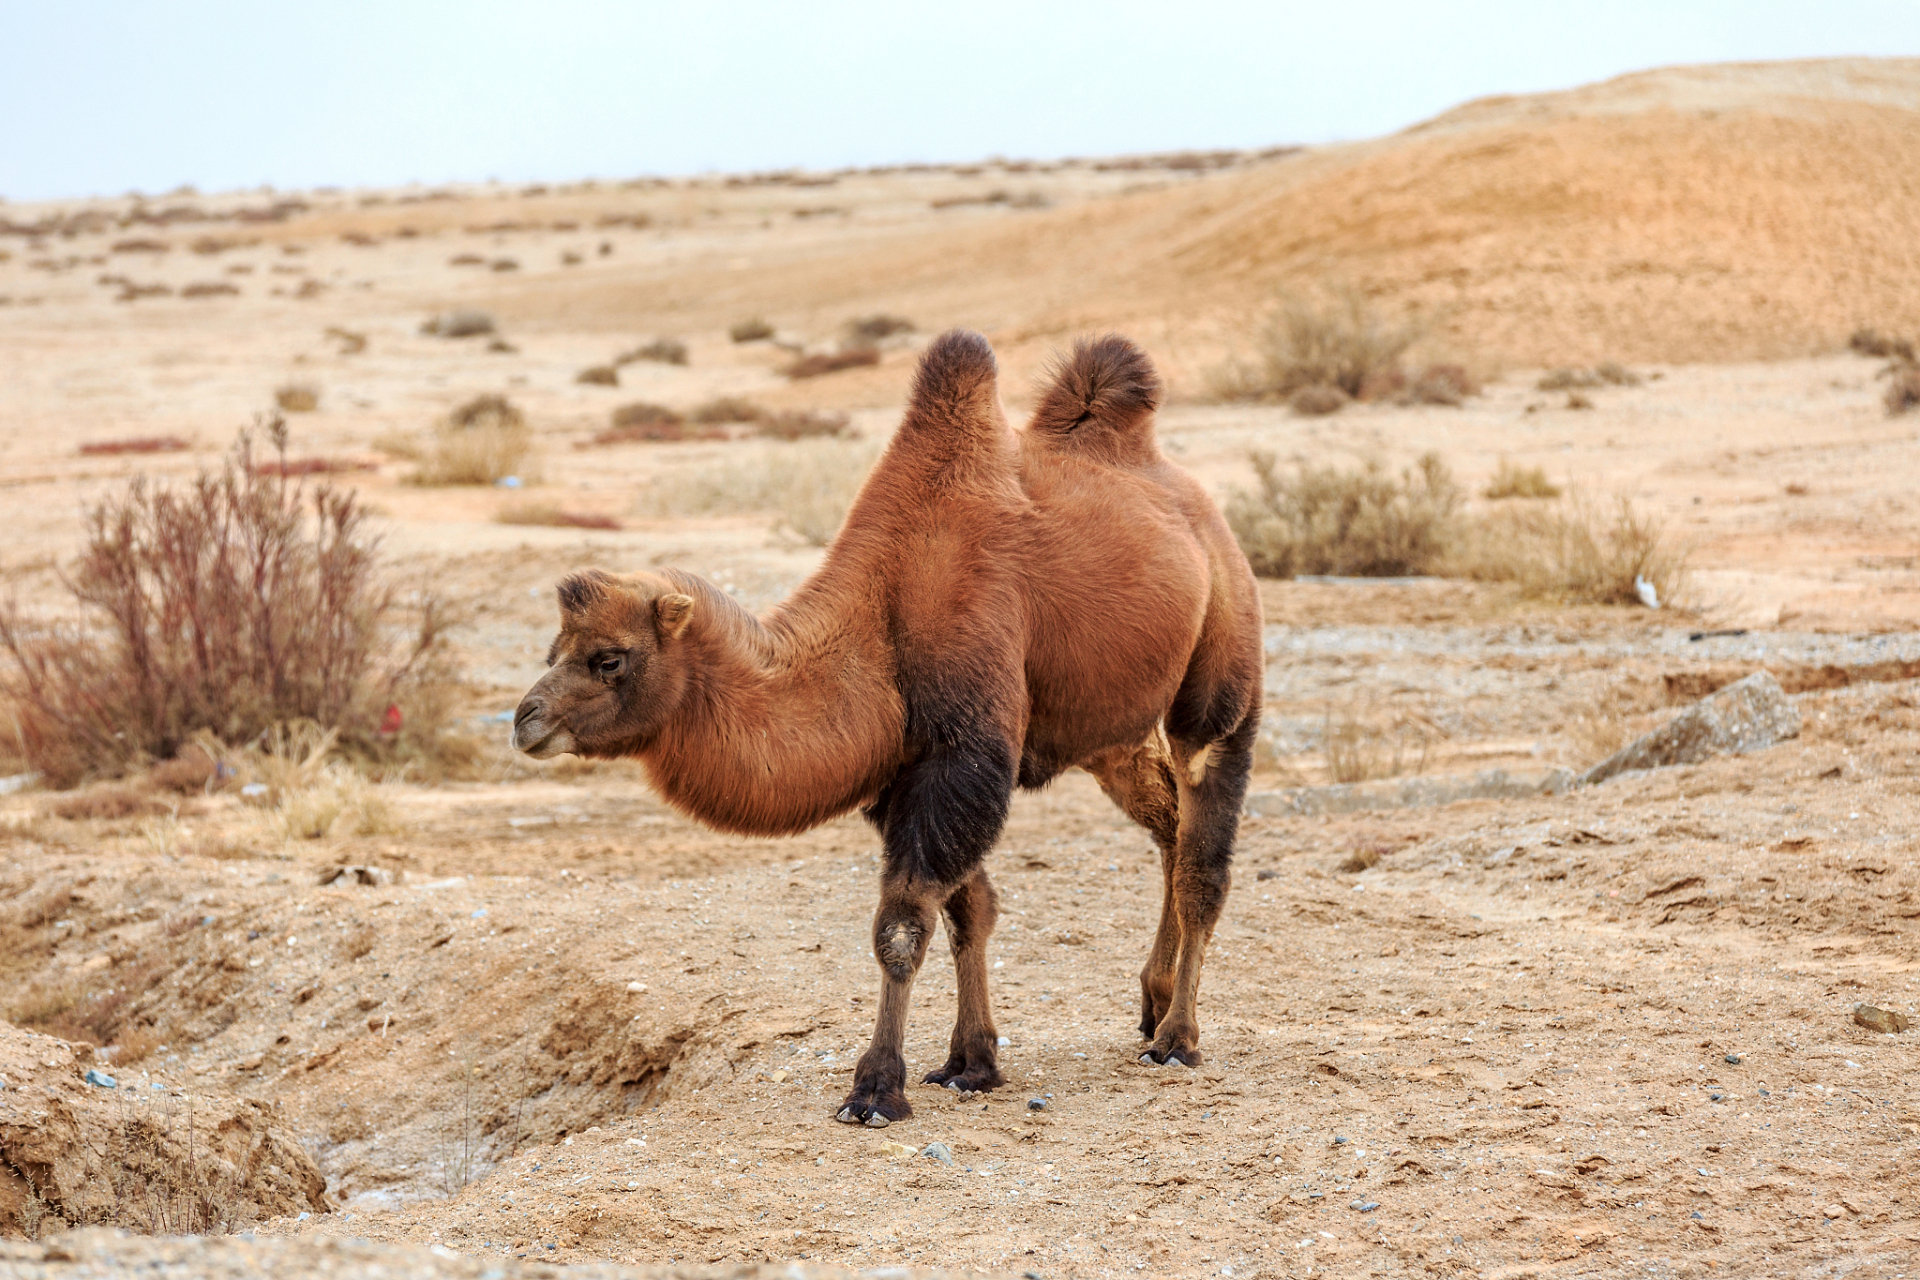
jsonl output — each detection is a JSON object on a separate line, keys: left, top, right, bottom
{"left": 557, "top": 568, "right": 618, "bottom": 618}
{"left": 654, "top": 593, "right": 695, "bottom": 641}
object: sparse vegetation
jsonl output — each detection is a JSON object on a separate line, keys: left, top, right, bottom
{"left": 616, "top": 338, "right": 688, "bottom": 366}
{"left": 755, "top": 409, "right": 851, "bottom": 440}
{"left": 1453, "top": 490, "right": 1688, "bottom": 607}
{"left": 689, "top": 396, "right": 764, "bottom": 424}
{"left": 420, "top": 310, "right": 495, "bottom": 338}
{"left": 1322, "top": 705, "right": 1434, "bottom": 784}
{"left": 1288, "top": 385, "right": 1348, "bottom": 416}
{"left": 589, "top": 402, "right": 726, "bottom": 445}
{"left": 844, "top": 314, "right": 914, "bottom": 343}
{"left": 785, "top": 347, "right": 880, "bottom": 379}
{"left": 575, "top": 365, "right": 619, "bottom": 387}
{"left": 635, "top": 439, "right": 879, "bottom": 546}
{"left": 274, "top": 383, "right": 319, "bottom": 413}
{"left": 729, "top": 318, "right": 775, "bottom": 343}
{"left": 180, "top": 282, "right": 239, "bottom": 299}
{"left": 1537, "top": 363, "right": 1640, "bottom": 390}
{"left": 1885, "top": 364, "right": 1920, "bottom": 416}
{"left": 1482, "top": 459, "right": 1561, "bottom": 500}
{"left": 0, "top": 423, "right": 461, "bottom": 788}
{"left": 80, "top": 437, "right": 189, "bottom": 456}
{"left": 1216, "top": 288, "right": 1421, "bottom": 403}
{"left": 323, "top": 326, "right": 367, "bottom": 354}
{"left": 1850, "top": 327, "right": 1915, "bottom": 362}
{"left": 402, "top": 396, "right": 537, "bottom": 485}
{"left": 495, "top": 503, "right": 621, "bottom": 530}
{"left": 1224, "top": 452, "right": 1464, "bottom": 578}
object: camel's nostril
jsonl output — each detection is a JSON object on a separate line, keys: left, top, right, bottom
{"left": 514, "top": 700, "right": 540, "bottom": 727}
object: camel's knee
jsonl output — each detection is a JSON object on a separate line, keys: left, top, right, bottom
{"left": 942, "top": 870, "right": 999, "bottom": 952}
{"left": 872, "top": 899, "right": 936, "bottom": 982}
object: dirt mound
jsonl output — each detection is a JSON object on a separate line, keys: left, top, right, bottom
{"left": 0, "top": 1021, "right": 328, "bottom": 1236}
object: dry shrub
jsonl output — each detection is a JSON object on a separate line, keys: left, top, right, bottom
{"left": 1216, "top": 289, "right": 1419, "bottom": 401}
{"left": 273, "top": 383, "right": 319, "bottom": 413}
{"left": 80, "top": 437, "right": 189, "bottom": 457}
{"left": 1884, "top": 364, "right": 1920, "bottom": 417}
{"left": 496, "top": 504, "right": 621, "bottom": 530}
{"left": 1851, "top": 328, "right": 1916, "bottom": 362}
{"left": 408, "top": 396, "right": 536, "bottom": 485}
{"left": 616, "top": 338, "right": 688, "bottom": 366}
{"left": 180, "top": 282, "right": 239, "bottom": 299}
{"left": 844, "top": 314, "right": 914, "bottom": 343}
{"left": 1321, "top": 706, "right": 1433, "bottom": 784}
{"left": 250, "top": 456, "right": 376, "bottom": 478}
{"left": 0, "top": 425, "right": 462, "bottom": 787}
{"left": 490, "top": 258, "right": 519, "bottom": 272}
{"left": 323, "top": 326, "right": 367, "bottom": 354}
{"left": 785, "top": 347, "right": 880, "bottom": 379}
{"left": 589, "top": 402, "right": 726, "bottom": 445}
{"left": 636, "top": 439, "right": 880, "bottom": 547}
{"left": 576, "top": 365, "right": 619, "bottom": 386}
{"left": 1225, "top": 452, "right": 1463, "bottom": 578}
{"left": 1482, "top": 459, "right": 1561, "bottom": 500}
{"left": 756, "top": 409, "right": 849, "bottom": 440}
{"left": 1288, "top": 385, "right": 1348, "bottom": 417}
{"left": 420, "top": 310, "right": 495, "bottom": 338}
{"left": 1453, "top": 490, "right": 1688, "bottom": 607}
{"left": 1537, "top": 363, "right": 1640, "bottom": 391}
{"left": 49, "top": 784, "right": 167, "bottom": 822}
{"left": 729, "top": 318, "right": 774, "bottom": 343}
{"left": 689, "top": 396, "right": 763, "bottom": 424}
{"left": 448, "top": 253, "right": 485, "bottom": 267}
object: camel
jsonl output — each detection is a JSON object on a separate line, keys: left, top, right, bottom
{"left": 512, "top": 330, "right": 1263, "bottom": 1126}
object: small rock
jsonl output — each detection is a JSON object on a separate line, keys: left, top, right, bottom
{"left": 1350, "top": 1200, "right": 1379, "bottom": 1212}
{"left": 997, "top": 1036, "right": 1010, "bottom": 1047}
{"left": 1724, "top": 1053, "right": 1742, "bottom": 1064}
{"left": 1824, "top": 1202, "right": 1846, "bottom": 1220}
{"left": 1581, "top": 671, "right": 1799, "bottom": 785}
{"left": 877, "top": 1140, "right": 918, "bottom": 1159}
{"left": 1852, "top": 1003, "right": 1910, "bottom": 1034}
{"left": 921, "top": 1142, "right": 955, "bottom": 1166}
{"left": 1255, "top": 869, "right": 1279, "bottom": 881}
{"left": 626, "top": 981, "right": 647, "bottom": 993}
{"left": 83, "top": 1069, "right": 116, "bottom": 1089}
{"left": 1027, "top": 1097, "right": 1048, "bottom": 1111}
{"left": 1690, "top": 1210, "right": 1703, "bottom": 1220}
{"left": 1332, "top": 1135, "right": 1348, "bottom": 1146}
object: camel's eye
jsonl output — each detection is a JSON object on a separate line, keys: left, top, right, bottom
{"left": 592, "top": 651, "right": 626, "bottom": 679}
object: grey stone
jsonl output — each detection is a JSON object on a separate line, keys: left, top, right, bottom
{"left": 1350, "top": 1199, "right": 1380, "bottom": 1212}
{"left": 1245, "top": 766, "right": 1574, "bottom": 818}
{"left": 921, "top": 1141, "right": 954, "bottom": 1166}
{"left": 1580, "top": 671, "right": 1798, "bottom": 786}
{"left": 82, "top": 1068, "right": 116, "bottom": 1089}
{"left": 1026, "top": 1097, "right": 1048, "bottom": 1110}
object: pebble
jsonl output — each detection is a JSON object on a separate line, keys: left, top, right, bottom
{"left": 1824, "top": 1203, "right": 1846, "bottom": 1220}
{"left": 626, "top": 981, "right": 647, "bottom": 993}
{"left": 997, "top": 1036, "right": 1010, "bottom": 1047}
{"left": 1333, "top": 1135, "right": 1348, "bottom": 1146}
{"left": 1027, "top": 1097, "right": 1048, "bottom": 1111}
{"left": 922, "top": 1142, "right": 955, "bottom": 1166}
{"left": 1851, "top": 1003, "right": 1910, "bottom": 1035}
{"left": 1724, "top": 1053, "right": 1742, "bottom": 1065}
{"left": 1350, "top": 1200, "right": 1379, "bottom": 1213}
{"left": 83, "top": 1068, "right": 116, "bottom": 1089}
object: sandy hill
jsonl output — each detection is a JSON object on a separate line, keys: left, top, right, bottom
{"left": 495, "top": 57, "right": 1920, "bottom": 376}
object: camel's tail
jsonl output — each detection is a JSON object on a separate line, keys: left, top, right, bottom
{"left": 1026, "top": 335, "right": 1161, "bottom": 456}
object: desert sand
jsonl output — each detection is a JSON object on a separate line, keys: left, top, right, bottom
{"left": 2, "top": 57, "right": 1918, "bottom": 1279}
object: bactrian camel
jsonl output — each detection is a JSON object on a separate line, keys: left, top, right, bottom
{"left": 512, "top": 330, "right": 1263, "bottom": 1126}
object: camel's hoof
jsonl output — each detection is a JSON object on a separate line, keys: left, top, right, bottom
{"left": 865, "top": 1113, "right": 890, "bottom": 1128}
{"left": 835, "top": 1107, "right": 860, "bottom": 1125}
{"left": 1139, "top": 1052, "right": 1156, "bottom": 1066}
{"left": 1166, "top": 1054, "right": 1188, "bottom": 1068}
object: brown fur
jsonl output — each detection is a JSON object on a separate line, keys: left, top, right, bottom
{"left": 515, "top": 330, "right": 1263, "bottom": 1125}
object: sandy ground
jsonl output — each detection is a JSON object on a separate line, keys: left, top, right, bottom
{"left": 3, "top": 56, "right": 1920, "bottom": 1280}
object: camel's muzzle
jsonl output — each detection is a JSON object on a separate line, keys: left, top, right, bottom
{"left": 510, "top": 697, "right": 577, "bottom": 758}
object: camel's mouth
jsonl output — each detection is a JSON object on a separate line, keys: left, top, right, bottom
{"left": 510, "top": 704, "right": 578, "bottom": 758}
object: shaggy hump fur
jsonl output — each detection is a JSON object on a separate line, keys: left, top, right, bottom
{"left": 1028, "top": 334, "right": 1162, "bottom": 438}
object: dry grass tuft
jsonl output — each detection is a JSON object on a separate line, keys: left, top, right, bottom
{"left": 1483, "top": 459, "right": 1562, "bottom": 500}
{"left": 1288, "top": 385, "right": 1348, "bottom": 417}
{"left": 844, "top": 314, "right": 914, "bottom": 343}
{"left": 1851, "top": 328, "right": 1915, "bottom": 362}
{"left": 420, "top": 310, "right": 495, "bottom": 338}
{"left": 0, "top": 424, "right": 463, "bottom": 787}
{"left": 755, "top": 409, "right": 850, "bottom": 440}
{"left": 80, "top": 437, "right": 190, "bottom": 457}
{"left": 689, "top": 396, "right": 764, "bottom": 424}
{"left": 1453, "top": 490, "right": 1689, "bottom": 607}
{"left": 785, "top": 347, "right": 880, "bottom": 379}
{"left": 589, "top": 402, "right": 726, "bottom": 445}
{"left": 729, "top": 318, "right": 775, "bottom": 343}
{"left": 1216, "top": 288, "right": 1420, "bottom": 401}
{"left": 1321, "top": 705, "right": 1436, "bottom": 785}
{"left": 1225, "top": 452, "right": 1463, "bottom": 578}
{"left": 406, "top": 396, "right": 535, "bottom": 485}
{"left": 636, "top": 439, "right": 879, "bottom": 547}
{"left": 1884, "top": 364, "right": 1920, "bottom": 417}
{"left": 575, "top": 365, "right": 619, "bottom": 387}
{"left": 1537, "top": 363, "right": 1640, "bottom": 391}
{"left": 495, "top": 503, "right": 621, "bottom": 530}
{"left": 616, "top": 338, "right": 688, "bottom": 366}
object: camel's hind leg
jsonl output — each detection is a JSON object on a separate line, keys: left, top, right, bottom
{"left": 1142, "top": 703, "right": 1258, "bottom": 1066}
{"left": 922, "top": 866, "right": 1005, "bottom": 1094}
{"left": 1084, "top": 733, "right": 1183, "bottom": 1039}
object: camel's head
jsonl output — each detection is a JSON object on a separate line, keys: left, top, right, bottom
{"left": 511, "top": 569, "right": 697, "bottom": 759}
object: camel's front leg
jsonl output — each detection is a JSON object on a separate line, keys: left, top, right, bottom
{"left": 837, "top": 878, "right": 940, "bottom": 1126}
{"left": 923, "top": 866, "right": 1004, "bottom": 1094}
{"left": 839, "top": 742, "right": 1014, "bottom": 1125}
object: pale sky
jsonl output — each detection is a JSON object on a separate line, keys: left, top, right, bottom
{"left": 3, "top": 0, "right": 1917, "bottom": 201}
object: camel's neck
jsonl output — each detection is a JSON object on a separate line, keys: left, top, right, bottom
{"left": 641, "top": 571, "right": 905, "bottom": 836}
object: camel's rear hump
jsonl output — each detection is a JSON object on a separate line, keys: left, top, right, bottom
{"left": 1026, "top": 335, "right": 1162, "bottom": 465}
